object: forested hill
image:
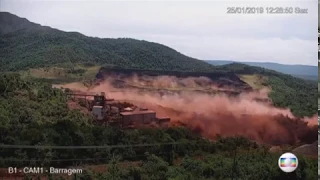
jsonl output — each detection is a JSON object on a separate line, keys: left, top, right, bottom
{"left": 0, "top": 12, "right": 215, "bottom": 72}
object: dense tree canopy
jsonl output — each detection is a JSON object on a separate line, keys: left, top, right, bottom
{"left": 0, "top": 25, "right": 215, "bottom": 72}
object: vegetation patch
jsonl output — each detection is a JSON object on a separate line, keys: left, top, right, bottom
{"left": 239, "top": 74, "right": 267, "bottom": 90}
{"left": 18, "top": 65, "right": 100, "bottom": 85}
{"left": 216, "top": 63, "right": 317, "bottom": 117}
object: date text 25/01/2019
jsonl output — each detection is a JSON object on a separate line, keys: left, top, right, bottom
{"left": 226, "top": 7, "right": 308, "bottom": 14}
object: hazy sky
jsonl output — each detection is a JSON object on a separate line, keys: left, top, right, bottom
{"left": 0, "top": 0, "right": 317, "bottom": 66}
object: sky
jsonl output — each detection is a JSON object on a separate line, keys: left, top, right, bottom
{"left": 0, "top": 0, "right": 318, "bottom": 66}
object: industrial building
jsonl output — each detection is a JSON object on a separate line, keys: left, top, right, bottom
{"left": 157, "top": 117, "right": 170, "bottom": 126}
{"left": 92, "top": 106, "right": 105, "bottom": 120}
{"left": 120, "top": 110, "right": 156, "bottom": 126}
{"left": 67, "top": 91, "right": 170, "bottom": 127}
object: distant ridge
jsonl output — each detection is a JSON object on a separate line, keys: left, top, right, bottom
{"left": 205, "top": 60, "right": 317, "bottom": 81}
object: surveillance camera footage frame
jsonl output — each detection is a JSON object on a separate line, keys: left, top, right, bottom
{"left": 0, "top": 0, "right": 318, "bottom": 179}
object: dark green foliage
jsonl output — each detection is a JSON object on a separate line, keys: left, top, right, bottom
{"left": 267, "top": 75, "right": 316, "bottom": 117}
{"left": 91, "top": 152, "right": 317, "bottom": 180}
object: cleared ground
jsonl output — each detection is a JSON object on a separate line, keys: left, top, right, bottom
{"left": 239, "top": 74, "right": 267, "bottom": 90}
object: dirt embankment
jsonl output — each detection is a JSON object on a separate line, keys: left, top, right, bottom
{"left": 57, "top": 72, "right": 318, "bottom": 147}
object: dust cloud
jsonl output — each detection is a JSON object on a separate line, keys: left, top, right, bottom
{"left": 57, "top": 75, "right": 318, "bottom": 146}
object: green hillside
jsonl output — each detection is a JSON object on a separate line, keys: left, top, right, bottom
{"left": 0, "top": 12, "right": 214, "bottom": 72}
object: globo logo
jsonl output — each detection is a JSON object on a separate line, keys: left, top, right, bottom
{"left": 278, "top": 152, "right": 298, "bottom": 173}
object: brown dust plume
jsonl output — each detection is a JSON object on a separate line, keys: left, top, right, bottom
{"left": 59, "top": 75, "right": 318, "bottom": 146}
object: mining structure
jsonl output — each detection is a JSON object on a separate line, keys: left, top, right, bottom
{"left": 67, "top": 91, "right": 170, "bottom": 128}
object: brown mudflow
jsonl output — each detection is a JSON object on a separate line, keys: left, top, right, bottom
{"left": 57, "top": 74, "right": 317, "bottom": 146}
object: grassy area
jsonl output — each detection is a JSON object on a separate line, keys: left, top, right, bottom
{"left": 19, "top": 65, "right": 100, "bottom": 84}
{"left": 239, "top": 74, "right": 267, "bottom": 90}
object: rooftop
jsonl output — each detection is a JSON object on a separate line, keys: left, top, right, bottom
{"left": 120, "top": 110, "right": 155, "bottom": 116}
{"left": 93, "top": 106, "right": 103, "bottom": 108}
